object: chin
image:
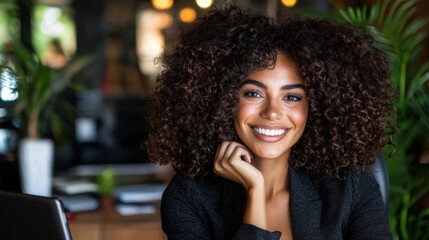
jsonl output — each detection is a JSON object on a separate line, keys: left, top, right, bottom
{"left": 252, "top": 148, "right": 290, "bottom": 161}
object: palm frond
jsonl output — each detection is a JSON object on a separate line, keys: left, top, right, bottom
{"left": 414, "top": 208, "right": 429, "bottom": 240}
{"left": 389, "top": 1, "right": 416, "bottom": 37}
{"left": 368, "top": 0, "right": 380, "bottom": 23}
{"left": 340, "top": 1, "right": 429, "bottom": 239}
{"left": 408, "top": 65, "right": 429, "bottom": 97}
{"left": 377, "top": 0, "right": 391, "bottom": 26}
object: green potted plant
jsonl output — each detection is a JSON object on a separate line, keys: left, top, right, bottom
{"left": 0, "top": 40, "right": 95, "bottom": 196}
{"left": 340, "top": 0, "right": 429, "bottom": 239}
{"left": 96, "top": 166, "right": 116, "bottom": 209}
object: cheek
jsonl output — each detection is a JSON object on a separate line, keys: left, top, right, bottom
{"left": 234, "top": 102, "right": 260, "bottom": 142}
{"left": 290, "top": 105, "right": 308, "bottom": 129}
{"left": 234, "top": 103, "right": 246, "bottom": 134}
{"left": 235, "top": 102, "right": 258, "bottom": 125}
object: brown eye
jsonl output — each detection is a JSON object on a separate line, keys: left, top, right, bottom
{"left": 284, "top": 95, "right": 302, "bottom": 102}
{"left": 244, "top": 91, "right": 261, "bottom": 98}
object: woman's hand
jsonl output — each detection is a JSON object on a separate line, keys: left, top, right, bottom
{"left": 213, "top": 141, "right": 264, "bottom": 191}
{"left": 214, "top": 141, "right": 267, "bottom": 229}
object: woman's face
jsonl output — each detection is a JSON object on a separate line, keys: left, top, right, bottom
{"left": 234, "top": 54, "right": 308, "bottom": 161}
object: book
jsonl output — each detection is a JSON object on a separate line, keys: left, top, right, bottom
{"left": 114, "top": 184, "right": 166, "bottom": 204}
{"left": 53, "top": 178, "right": 98, "bottom": 195}
{"left": 56, "top": 195, "right": 99, "bottom": 212}
{"left": 115, "top": 204, "right": 157, "bottom": 216}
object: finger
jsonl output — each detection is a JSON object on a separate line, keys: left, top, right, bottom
{"left": 215, "top": 141, "right": 224, "bottom": 158}
{"left": 228, "top": 143, "right": 253, "bottom": 164}
{"left": 214, "top": 161, "right": 241, "bottom": 183}
{"left": 214, "top": 142, "right": 254, "bottom": 184}
{"left": 215, "top": 142, "right": 246, "bottom": 182}
{"left": 215, "top": 141, "right": 230, "bottom": 162}
{"left": 214, "top": 141, "right": 232, "bottom": 174}
{"left": 226, "top": 147, "right": 261, "bottom": 187}
{"left": 229, "top": 146, "right": 252, "bottom": 165}
{"left": 232, "top": 142, "right": 255, "bottom": 159}
{"left": 223, "top": 141, "right": 239, "bottom": 162}
{"left": 217, "top": 142, "right": 235, "bottom": 171}
{"left": 243, "top": 153, "right": 252, "bottom": 164}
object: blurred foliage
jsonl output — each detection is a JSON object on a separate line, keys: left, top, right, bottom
{"left": 32, "top": 4, "right": 76, "bottom": 58}
{"left": 0, "top": 1, "right": 19, "bottom": 50}
{"left": 340, "top": 0, "right": 429, "bottom": 239}
{"left": 0, "top": 40, "right": 95, "bottom": 139}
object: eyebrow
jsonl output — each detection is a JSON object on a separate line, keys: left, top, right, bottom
{"left": 240, "top": 79, "right": 306, "bottom": 91}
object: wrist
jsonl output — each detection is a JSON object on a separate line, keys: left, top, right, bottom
{"left": 245, "top": 175, "right": 265, "bottom": 192}
{"left": 243, "top": 184, "right": 267, "bottom": 229}
{"left": 247, "top": 183, "right": 265, "bottom": 196}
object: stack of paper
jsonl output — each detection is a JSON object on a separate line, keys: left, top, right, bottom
{"left": 53, "top": 178, "right": 98, "bottom": 195}
{"left": 56, "top": 195, "right": 99, "bottom": 212}
{"left": 114, "top": 184, "right": 166, "bottom": 203}
{"left": 114, "top": 184, "right": 166, "bottom": 216}
{"left": 115, "top": 204, "right": 157, "bottom": 216}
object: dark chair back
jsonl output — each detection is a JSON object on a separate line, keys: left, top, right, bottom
{"left": 370, "top": 154, "right": 389, "bottom": 213}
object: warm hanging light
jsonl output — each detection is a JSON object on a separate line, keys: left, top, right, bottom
{"left": 281, "top": 0, "right": 297, "bottom": 7}
{"left": 136, "top": 10, "right": 173, "bottom": 75}
{"left": 196, "top": 0, "right": 213, "bottom": 9}
{"left": 152, "top": 0, "right": 173, "bottom": 10}
{"left": 179, "top": 8, "right": 197, "bottom": 23}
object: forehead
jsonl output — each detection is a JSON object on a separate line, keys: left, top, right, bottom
{"left": 244, "top": 54, "right": 303, "bottom": 86}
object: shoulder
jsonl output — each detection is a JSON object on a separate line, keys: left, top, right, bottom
{"left": 310, "top": 168, "right": 385, "bottom": 219}
{"left": 345, "top": 168, "right": 382, "bottom": 203}
{"left": 308, "top": 168, "right": 383, "bottom": 219}
{"left": 309, "top": 168, "right": 379, "bottom": 196}
{"left": 161, "top": 173, "right": 248, "bottom": 238}
{"left": 291, "top": 168, "right": 390, "bottom": 238}
{"left": 161, "top": 173, "right": 223, "bottom": 230}
{"left": 349, "top": 168, "right": 381, "bottom": 192}
{"left": 162, "top": 173, "right": 241, "bottom": 209}
{"left": 162, "top": 173, "right": 196, "bottom": 200}
{"left": 163, "top": 173, "right": 224, "bottom": 198}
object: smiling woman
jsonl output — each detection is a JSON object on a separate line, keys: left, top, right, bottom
{"left": 148, "top": 6, "right": 395, "bottom": 240}
{"left": 216, "top": 54, "right": 308, "bottom": 239}
{"left": 234, "top": 54, "right": 308, "bottom": 161}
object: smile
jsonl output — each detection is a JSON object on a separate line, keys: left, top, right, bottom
{"left": 253, "top": 127, "right": 286, "bottom": 136}
{"left": 250, "top": 125, "right": 289, "bottom": 143}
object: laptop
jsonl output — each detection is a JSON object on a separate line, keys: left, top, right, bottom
{"left": 0, "top": 191, "right": 72, "bottom": 240}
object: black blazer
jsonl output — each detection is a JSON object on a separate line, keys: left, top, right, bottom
{"left": 161, "top": 168, "right": 392, "bottom": 240}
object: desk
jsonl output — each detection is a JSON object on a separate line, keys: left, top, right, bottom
{"left": 68, "top": 208, "right": 166, "bottom": 240}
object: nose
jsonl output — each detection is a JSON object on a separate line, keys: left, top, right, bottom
{"left": 260, "top": 97, "right": 282, "bottom": 121}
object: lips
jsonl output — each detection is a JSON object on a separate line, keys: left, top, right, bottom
{"left": 250, "top": 125, "right": 289, "bottom": 143}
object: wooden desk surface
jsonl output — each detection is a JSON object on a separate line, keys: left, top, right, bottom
{"left": 68, "top": 208, "right": 166, "bottom": 240}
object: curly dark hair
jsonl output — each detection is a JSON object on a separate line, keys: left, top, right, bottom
{"left": 277, "top": 18, "right": 395, "bottom": 178}
{"left": 147, "top": 7, "right": 395, "bottom": 179}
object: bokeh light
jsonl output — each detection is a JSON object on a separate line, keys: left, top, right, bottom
{"left": 281, "top": 0, "right": 297, "bottom": 7}
{"left": 151, "top": 0, "right": 173, "bottom": 10}
{"left": 0, "top": 70, "right": 18, "bottom": 101}
{"left": 179, "top": 8, "right": 196, "bottom": 23}
{"left": 196, "top": 0, "right": 213, "bottom": 9}
{"left": 0, "top": 87, "right": 18, "bottom": 101}
{"left": 136, "top": 10, "right": 172, "bottom": 75}
{"left": 40, "top": 8, "right": 64, "bottom": 36}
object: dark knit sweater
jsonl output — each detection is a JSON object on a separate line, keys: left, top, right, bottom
{"left": 161, "top": 168, "right": 392, "bottom": 240}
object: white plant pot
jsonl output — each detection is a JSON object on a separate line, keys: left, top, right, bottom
{"left": 19, "top": 139, "right": 54, "bottom": 196}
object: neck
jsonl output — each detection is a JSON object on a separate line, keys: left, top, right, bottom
{"left": 253, "top": 154, "right": 290, "bottom": 199}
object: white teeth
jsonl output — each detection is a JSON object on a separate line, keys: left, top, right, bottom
{"left": 254, "top": 127, "right": 286, "bottom": 136}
